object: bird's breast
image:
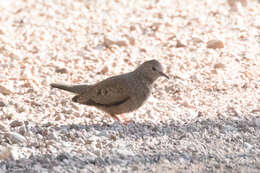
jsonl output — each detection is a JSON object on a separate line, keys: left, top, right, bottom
{"left": 132, "top": 82, "right": 151, "bottom": 107}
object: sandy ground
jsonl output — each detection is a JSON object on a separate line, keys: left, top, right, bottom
{"left": 0, "top": 0, "right": 259, "bottom": 172}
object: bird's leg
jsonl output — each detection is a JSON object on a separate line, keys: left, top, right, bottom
{"left": 117, "top": 114, "right": 133, "bottom": 124}
{"left": 110, "top": 114, "right": 133, "bottom": 124}
{"left": 110, "top": 114, "right": 121, "bottom": 122}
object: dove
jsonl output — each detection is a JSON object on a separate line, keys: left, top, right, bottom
{"left": 50, "top": 59, "right": 169, "bottom": 122}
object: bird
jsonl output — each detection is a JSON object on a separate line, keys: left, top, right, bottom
{"left": 50, "top": 59, "right": 169, "bottom": 123}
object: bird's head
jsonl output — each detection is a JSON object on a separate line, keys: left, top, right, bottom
{"left": 137, "top": 59, "right": 169, "bottom": 83}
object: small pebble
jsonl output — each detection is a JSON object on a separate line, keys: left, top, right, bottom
{"left": 255, "top": 117, "right": 260, "bottom": 127}
{"left": 0, "top": 147, "right": 12, "bottom": 160}
{"left": 176, "top": 40, "right": 186, "bottom": 48}
{"left": 207, "top": 39, "right": 224, "bottom": 49}
{"left": 0, "top": 85, "right": 12, "bottom": 95}
{"left": 55, "top": 67, "right": 68, "bottom": 74}
{"left": 18, "top": 126, "right": 26, "bottom": 136}
{"left": 4, "top": 132, "right": 26, "bottom": 144}
{"left": 0, "top": 101, "right": 6, "bottom": 107}
{"left": 10, "top": 120, "right": 23, "bottom": 128}
{"left": 47, "top": 131, "right": 58, "bottom": 140}
{"left": 191, "top": 37, "right": 203, "bottom": 43}
{"left": 0, "top": 123, "right": 9, "bottom": 132}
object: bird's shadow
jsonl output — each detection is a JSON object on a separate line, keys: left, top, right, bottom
{"left": 53, "top": 116, "right": 259, "bottom": 139}
{"left": 1, "top": 116, "right": 260, "bottom": 172}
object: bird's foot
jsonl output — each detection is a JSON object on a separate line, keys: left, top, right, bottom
{"left": 111, "top": 114, "right": 133, "bottom": 124}
{"left": 117, "top": 114, "right": 134, "bottom": 124}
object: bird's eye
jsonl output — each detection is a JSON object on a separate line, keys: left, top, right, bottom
{"left": 152, "top": 67, "right": 156, "bottom": 71}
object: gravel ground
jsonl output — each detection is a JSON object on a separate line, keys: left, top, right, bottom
{"left": 0, "top": 0, "right": 260, "bottom": 172}
{"left": 1, "top": 118, "right": 260, "bottom": 172}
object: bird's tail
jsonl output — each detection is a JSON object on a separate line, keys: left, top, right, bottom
{"left": 50, "top": 83, "right": 91, "bottom": 94}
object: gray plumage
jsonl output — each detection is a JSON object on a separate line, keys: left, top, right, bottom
{"left": 50, "top": 59, "right": 169, "bottom": 121}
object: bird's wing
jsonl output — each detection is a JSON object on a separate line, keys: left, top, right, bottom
{"left": 75, "top": 76, "right": 131, "bottom": 106}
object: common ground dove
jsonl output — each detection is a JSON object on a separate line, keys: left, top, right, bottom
{"left": 50, "top": 60, "right": 169, "bottom": 122}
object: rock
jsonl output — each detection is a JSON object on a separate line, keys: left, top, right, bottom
{"left": 40, "top": 129, "right": 48, "bottom": 137}
{"left": 114, "top": 40, "right": 127, "bottom": 47}
{"left": 100, "top": 66, "right": 109, "bottom": 74}
{"left": 131, "top": 166, "right": 139, "bottom": 171}
{"left": 110, "top": 134, "right": 117, "bottom": 141}
{"left": 244, "top": 142, "right": 253, "bottom": 150}
{"left": 0, "top": 147, "right": 11, "bottom": 160}
{"left": 207, "top": 39, "right": 224, "bottom": 49}
{"left": 125, "top": 35, "right": 135, "bottom": 46}
{"left": 96, "top": 131, "right": 109, "bottom": 137}
{"left": 129, "top": 25, "right": 136, "bottom": 31}
{"left": 191, "top": 37, "right": 203, "bottom": 43}
{"left": 15, "top": 104, "right": 28, "bottom": 113}
{"left": 56, "top": 153, "right": 69, "bottom": 162}
{"left": 222, "top": 124, "right": 237, "bottom": 132}
{"left": 53, "top": 166, "right": 64, "bottom": 172}
{"left": 104, "top": 36, "right": 127, "bottom": 48}
{"left": 252, "top": 109, "right": 260, "bottom": 114}
{"left": 104, "top": 36, "right": 115, "bottom": 48}
{"left": 4, "top": 132, "right": 26, "bottom": 144}
{"left": 47, "top": 131, "right": 58, "bottom": 140}
{"left": 0, "top": 85, "right": 12, "bottom": 95}
{"left": 0, "top": 101, "right": 6, "bottom": 107}
{"left": 116, "top": 148, "right": 134, "bottom": 157}
{"left": 214, "top": 63, "right": 226, "bottom": 69}
{"left": 239, "top": 0, "right": 247, "bottom": 6}
{"left": 55, "top": 67, "right": 68, "bottom": 74}
{"left": 0, "top": 28, "right": 4, "bottom": 35}
{"left": 0, "top": 123, "right": 9, "bottom": 132}
{"left": 10, "top": 147, "right": 19, "bottom": 160}
{"left": 176, "top": 40, "right": 186, "bottom": 48}
{"left": 18, "top": 126, "right": 26, "bottom": 136}
{"left": 255, "top": 117, "right": 260, "bottom": 127}
{"left": 5, "top": 111, "right": 15, "bottom": 120}
{"left": 10, "top": 120, "right": 23, "bottom": 128}
{"left": 92, "top": 149, "right": 101, "bottom": 157}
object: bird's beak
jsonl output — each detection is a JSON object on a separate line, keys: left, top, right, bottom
{"left": 159, "top": 71, "right": 169, "bottom": 79}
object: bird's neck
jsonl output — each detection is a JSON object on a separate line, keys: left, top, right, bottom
{"left": 134, "top": 67, "right": 155, "bottom": 85}
{"left": 142, "top": 75, "right": 154, "bottom": 85}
